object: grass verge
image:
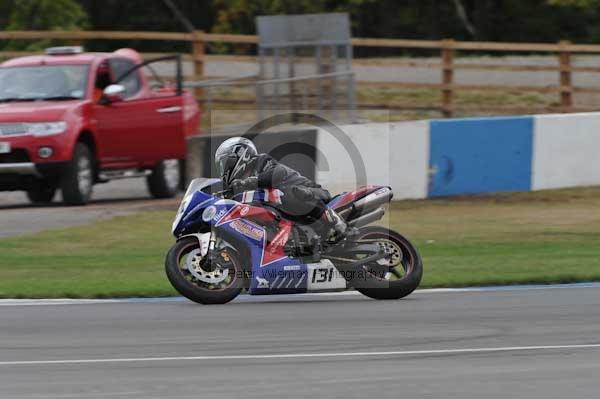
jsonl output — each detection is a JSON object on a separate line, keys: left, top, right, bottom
{"left": 1, "top": 187, "right": 599, "bottom": 298}
{"left": 201, "top": 85, "right": 553, "bottom": 128}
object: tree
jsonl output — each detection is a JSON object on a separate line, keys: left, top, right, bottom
{"left": 2, "top": 0, "right": 599, "bottom": 55}
{"left": 4, "top": 0, "right": 89, "bottom": 50}
{"left": 76, "top": 0, "right": 216, "bottom": 52}
{"left": 212, "top": 0, "right": 377, "bottom": 35}
{"left": 547, "top": 0, "right": 600, "bottom": 42}
{"left": 6, "top": 0, "right": 89, "bottom": 30}
{"left": 452, "top": 0, "right": 477, "bottom": 38}
{"left": 548, "top": 0, "right": 598, "bottom": 5}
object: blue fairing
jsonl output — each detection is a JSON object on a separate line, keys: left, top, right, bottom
{"left": 173, "top": 179, "right": 307, "bottom": 295}
{"left": 215, "top": 213, "right": 307, "bottom": 295}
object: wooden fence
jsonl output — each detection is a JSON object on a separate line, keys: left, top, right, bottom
{"left": 3, "top": 30, "right": 600, "bottom": 116}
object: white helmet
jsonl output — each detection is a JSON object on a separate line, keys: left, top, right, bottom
{"left": 215, "top": 137, "right": 258, "bottom": 184}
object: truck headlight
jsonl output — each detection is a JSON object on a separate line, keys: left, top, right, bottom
{"left": 28, "top": 122, "right": 67, "bottom": 137}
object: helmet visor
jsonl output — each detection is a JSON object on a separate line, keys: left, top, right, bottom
{"left": 217, "top": 154, "right": 237, "bottom": 178}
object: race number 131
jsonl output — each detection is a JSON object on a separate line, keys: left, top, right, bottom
{"left": 311, "top": 267, "right": 335, "bottom": 283}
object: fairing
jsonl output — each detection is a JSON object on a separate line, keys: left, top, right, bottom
{"left": 173, "top": 180, "right": 309, "bottom": 295}
{"left": 328, "top": 185, "right": 386, "bottom": 210}
{"left": 172, "top": 181, "right": 390, "bottom": 295}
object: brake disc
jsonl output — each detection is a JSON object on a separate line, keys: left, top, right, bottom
{"left": 185, "top": 249, "right": 229, "bottom": 284}
{"left": 375, "top": 241, "right": 403, "bottom": 267}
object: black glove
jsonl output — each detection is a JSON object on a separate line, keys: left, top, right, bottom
{"left": 231, "top": 177, "right": 258, "bottom": 194}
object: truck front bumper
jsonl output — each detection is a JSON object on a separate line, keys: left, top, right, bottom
{"left": 0, "top": 162, "right": 41, "bottom": 176}
{"left": 0, "top": 161, "right": 69, "bottom": 191}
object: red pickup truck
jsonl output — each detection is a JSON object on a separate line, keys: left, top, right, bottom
{"left": 0, "top": 46, "right": 200, "bottom": 205}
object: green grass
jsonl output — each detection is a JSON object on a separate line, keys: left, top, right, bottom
{"left": 1, "top": 187, "right": 600, "bottom": 298}
{"left": 357, "top": 86, "right": 553, "bottom": 121}
{"left": 202, "top": 85, "right": 554, "bottom": 127}
{"left": 0, "top": 211, "right": 177, "bottom": 298}
{"left": 385, "top": 187, "right": 600, "bottom": 287}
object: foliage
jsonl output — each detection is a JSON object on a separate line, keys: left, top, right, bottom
{"left": 6, "top": 0, "right": 89, "bottom": 30}
{"left": 212, "top": 0, "right": 376, "bottom": 34}
{"left": 1, "top": 1, "right": 600, "bottom": 53}
{"left": 548, "top": 0, "right": 597, "bottom": 6}
{"left": 210, "top": 0, "right": 598, "bottom": 43}
{"left": 3, "top": 0, "right": 89, "bottom": 51}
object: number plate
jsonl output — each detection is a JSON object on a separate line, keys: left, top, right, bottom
{"left": 307, "top": 260, "right": 347, "bottom": 291}
{"left": 0, "top": 142, "right": 10, "bottom": 154}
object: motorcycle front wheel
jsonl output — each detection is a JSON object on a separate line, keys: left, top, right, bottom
{"left": 165, "top": 237, "right": 244, "bottom": 304}
{"left": 341, "top": 226, "right": 423, "bottom": 300}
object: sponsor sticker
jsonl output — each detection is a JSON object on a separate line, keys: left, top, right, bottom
{"left": 230, "top": 220, "right": 264, "bottom": 241}
{"left": 255, "top": 276, "right": 270, "bottom": 289}
{"left": 268, "top": 228, "right": 290, "bottom": 254}
{"left": 202, "top": 206, "right": 217, "bottom": 222}
{"left": 213, "top": 208, "right": 227, "bottom": 222}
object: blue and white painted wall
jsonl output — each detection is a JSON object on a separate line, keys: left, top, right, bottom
{"left": 315, "top": 113, "right": 600, "bottom": 199}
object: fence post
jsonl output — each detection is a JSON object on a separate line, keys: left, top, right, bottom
{"left": 441, "top": 39, "right": 455, "bottom": 118}
{"left": 558, "top": 40, "right": 573, "bottom": 112}
{"left": 191, "top": 30, "right": 205, "bottom": 101}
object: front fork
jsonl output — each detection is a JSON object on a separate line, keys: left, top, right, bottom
{"left": 177, "top": 232, "right": 211, "bottom": 257}
{"left": 207, "top": 231, "right": 219, "bottom": 262}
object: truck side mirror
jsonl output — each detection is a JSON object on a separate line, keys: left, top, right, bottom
{"left": 103, "top": 84, "right": 126, "bottom": 103}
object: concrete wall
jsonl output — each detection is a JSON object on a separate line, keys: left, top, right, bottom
{"left": 428, "top": 117, "right": 533, "bottom": 197}
{"left": 532, "top": 113, "right": 600, "bottom": 190}
{"left": 315, "top": 113, "right": 600, "bottom": 198}
{"left": 188, "top": 112, "right": 600, "bottom": 199}
{"left": 315, "top": 121, "right": 429, "bottom": 200}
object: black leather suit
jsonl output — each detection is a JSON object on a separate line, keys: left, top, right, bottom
{"left": 241, "top": 154, "right": 332, "bottom": 220}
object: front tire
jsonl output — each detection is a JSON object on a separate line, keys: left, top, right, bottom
{"left": 147, "top": 159, "right": 180, "bottom": 199}
{"left": 341, "top": 226, "right": 423, "bottom": 300}
{"left": 60, "top": 143, "right": 94, "bottom": 206}
{"left": 27, "top": 179, "right": 57, "bottom": 204}
{"left": 165, "top": 237, "right": 244, "bottom": 304}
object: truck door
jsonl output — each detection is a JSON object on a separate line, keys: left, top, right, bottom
{"left": 93, "top": 57, "right": 185, "bottom": 169}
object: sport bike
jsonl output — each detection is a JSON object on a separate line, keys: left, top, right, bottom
{"left": 166, "top": 178, "right": 423, "bottom": 304}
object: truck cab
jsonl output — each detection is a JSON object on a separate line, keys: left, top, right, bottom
{"left": 0, "top": 46, "right": 200, "bottom": 205}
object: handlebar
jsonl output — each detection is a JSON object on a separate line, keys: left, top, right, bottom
{"left": 214, "top": 188, "right": 233, "bottom": 197}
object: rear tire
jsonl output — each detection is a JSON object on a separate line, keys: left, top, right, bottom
{"left": 27, "top": 180, "right": 57, "bottom": 204}
{"left": 341, "top": 226, "right": 423, "bottom": 300}
{"left": 60, "top": 143, "right": 94, "bottom": 206}
{"left": 147, "top": 159, "right": 180, "bottom": 199}
{"left": 165, "top": 237, "right": 243, "bottom": 305}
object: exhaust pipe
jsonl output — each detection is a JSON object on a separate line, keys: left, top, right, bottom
{"left": 348, "top": 207, "right": 385, "bottom": 228}
{"left": 344, "top": 187, "right": 393, "bottom": 218}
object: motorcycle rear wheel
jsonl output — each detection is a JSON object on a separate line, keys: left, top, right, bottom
{"left": 342, "top": 226, "right": 423, "bottom": 300}
{"left": 165, "top": 237, "right": 244, "bottom": 304}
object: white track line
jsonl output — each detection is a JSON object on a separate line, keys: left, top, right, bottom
{"left": 1, "top": 344, "right": 600, "bottom": 366}
{"left": 1, "top": 282, "right": 599, "bottom": 306}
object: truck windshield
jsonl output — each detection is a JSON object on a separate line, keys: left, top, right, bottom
{"left": 0, "top": 65, "right": 89, "bottom": 102}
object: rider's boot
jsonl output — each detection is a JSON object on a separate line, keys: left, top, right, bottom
{"left": 321, "top": 208, "right": 347, "bottom": 243}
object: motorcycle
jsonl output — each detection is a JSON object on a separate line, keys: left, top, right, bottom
{"left": 166, "top": 178, "right": 423, "bottom": 304}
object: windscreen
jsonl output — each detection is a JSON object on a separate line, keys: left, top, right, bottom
{"left": 0, "top": 65, "right": 89, "bottom": 101}
{"left": 185, "top": 178, "right": 223, "bottom": 197}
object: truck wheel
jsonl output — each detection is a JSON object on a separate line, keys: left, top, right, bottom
{"left": 60, "top": 143, "right": 94, "bottom": 206}
{"left": 26, "top": 180, "right": 57, "bottom": 204}
{"left": 147, "top": 159, "right": 180, "bottom": 199}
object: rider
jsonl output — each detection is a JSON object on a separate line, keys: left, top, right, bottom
{"left": 215, "top": 137, "right": 347, "bottom": 242}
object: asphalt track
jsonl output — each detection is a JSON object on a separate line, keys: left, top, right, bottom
{"left": 1, "top": 286, "right": 599, "bottom": 398}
